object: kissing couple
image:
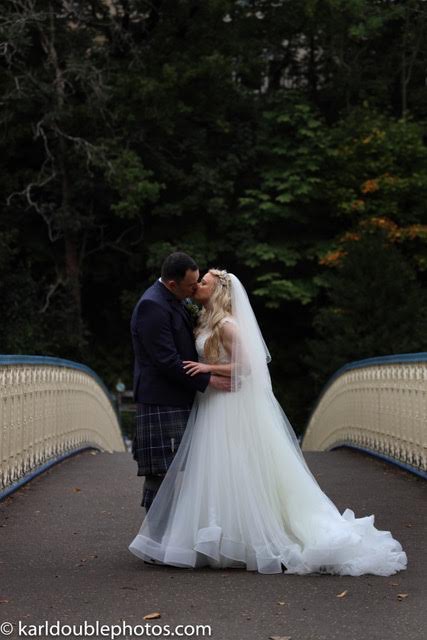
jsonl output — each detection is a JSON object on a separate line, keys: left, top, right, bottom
{"left": 129, "top": 252, "right": 407, "bottom": 576}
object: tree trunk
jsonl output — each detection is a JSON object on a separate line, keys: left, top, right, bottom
{"left": 41, "top": 7, "right": 85, "bottom": 347}
{"left": 58, "top": 135, "right": 84, "bottom": 345}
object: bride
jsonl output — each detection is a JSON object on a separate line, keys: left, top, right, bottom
{"left": 128, "top": 269, "right": 408, "bottom": 575}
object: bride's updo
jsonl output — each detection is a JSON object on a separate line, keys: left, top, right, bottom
{"left": 195, "top": 268, "right": 232, "bottom": 363}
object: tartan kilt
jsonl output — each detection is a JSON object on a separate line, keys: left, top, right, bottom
{"left": 132, "top": 403, "right": 192, "bottom": 477}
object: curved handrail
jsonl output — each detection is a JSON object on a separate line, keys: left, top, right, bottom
{"left": 0, "top": 354, "right": 114, "bottom": 403}
{"left": 0, "top": 355, "right": 126, "bottom": 499}
{"left": 302, "top": 353, "right": 427, "bottom": 478}
{"left": 310, "top": 352, "right": 427, "bottom": 417}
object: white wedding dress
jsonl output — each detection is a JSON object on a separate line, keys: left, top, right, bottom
{"left": 129, "top": 276, "right": 407, "bottom": 576}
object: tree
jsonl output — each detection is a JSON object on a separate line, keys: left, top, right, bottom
{"left": 304, "top": 232, "right": 427, "bottom": 388}
{"left": 0, "top": 0, "right": 161, "bottom": 356}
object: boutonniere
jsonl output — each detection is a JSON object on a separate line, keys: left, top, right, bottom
{"left": 183, "top": 298, "right": 202, "bottom": 325}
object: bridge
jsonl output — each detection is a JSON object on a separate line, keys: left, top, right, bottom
{"left": 0, "top": 354, "right": 426, "bottom": 640}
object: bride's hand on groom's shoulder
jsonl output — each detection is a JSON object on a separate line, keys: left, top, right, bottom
{"left": 183, "top": 360, "right": 211, "bottom": 377}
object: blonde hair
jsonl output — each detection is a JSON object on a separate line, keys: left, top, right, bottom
{"left": 195, "top": 268, "right": 232, "bottom": 363}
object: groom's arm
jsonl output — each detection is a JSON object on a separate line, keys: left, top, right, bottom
{"left": 136, "top": 299, "right": 210, "bottom": 393}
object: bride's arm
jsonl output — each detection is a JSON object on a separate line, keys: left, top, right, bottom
{"left": 182, "top": 361, "right": 232, "bottom": 377}
{"left": 183, "top": 322, "right": 236, "bottom": 378}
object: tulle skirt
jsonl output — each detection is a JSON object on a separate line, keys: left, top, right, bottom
{"left": 129, "top": 384, "right": 408, "bottom": 576}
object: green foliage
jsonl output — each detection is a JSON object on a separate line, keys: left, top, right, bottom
{"left": 235, "top": 92, "right": 331, "bottom": 310}
{"left": 253, "top": 275, "right": 320, "bottom": 308}
{"left": 1, "top": 0, "right": 427, "bottom": 431}
{"left": 325, "top": 107, "right": 427, "bottom": 225}
{"left": 304, "top": 234, "right": 427, "bottom": 385}
{"left": 108, "top": 149, "right": 164, "bottom": 219}
{"left": 0, "top": 231, "right": 38, "bottom": 353}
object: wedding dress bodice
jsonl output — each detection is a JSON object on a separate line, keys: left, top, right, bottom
{"left": 195, "top": 317, "right": 235, "bottom": 365}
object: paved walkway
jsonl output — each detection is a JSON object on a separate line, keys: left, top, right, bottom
{"left": 0, "top": 448, "right": 425, "bottom": 640}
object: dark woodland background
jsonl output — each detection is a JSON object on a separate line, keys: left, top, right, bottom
{"left": 1, "top": 0, "right": 427, "bottom": 433}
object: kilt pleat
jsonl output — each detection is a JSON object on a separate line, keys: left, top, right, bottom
{"left": 132, "top": 403, "right": 192, "bottom": 476}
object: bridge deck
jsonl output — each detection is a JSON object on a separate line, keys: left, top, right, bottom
{"left": 0, "top": 449, "right": 425, "bottom": 640}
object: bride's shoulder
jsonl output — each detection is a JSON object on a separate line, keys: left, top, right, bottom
{"left": 219, "top": 315, "right": 237, "bottom": 325}
{"left": 219, "top": 315, "right": 238, "bottom": 331}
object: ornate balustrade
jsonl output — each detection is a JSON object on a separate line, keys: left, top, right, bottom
{"left": 302, "top": 353, "right": 427, "bottom": 479}
{"left": 0, "top": 356, "right": 125, "bottom": 499}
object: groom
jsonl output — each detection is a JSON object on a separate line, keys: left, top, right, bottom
{"left": 131, "top": 251, "right": 230, "bottom": 510}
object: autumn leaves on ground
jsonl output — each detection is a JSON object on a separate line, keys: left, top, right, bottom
{"left": 0, "top": 448, "right": 425, "bottom": 640}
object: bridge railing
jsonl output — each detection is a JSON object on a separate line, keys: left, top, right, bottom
{"left": 302, "top": 353, "right": 427, "bottom": 478}
{"left": 0, "top": 355, "right": 125, "bottom": 499}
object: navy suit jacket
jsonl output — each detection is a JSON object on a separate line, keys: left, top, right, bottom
{"left": 131, "top": 279, "right": 210, "bottom": 405}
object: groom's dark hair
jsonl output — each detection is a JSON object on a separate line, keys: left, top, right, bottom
{"left": 161, "top": 252, "right": 198, "bottom": 283}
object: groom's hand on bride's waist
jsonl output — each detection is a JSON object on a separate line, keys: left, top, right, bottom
{"left": 209, "top": 375, "right": 240, "bottom": 392}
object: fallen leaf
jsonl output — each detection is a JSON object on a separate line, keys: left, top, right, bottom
{"left": 0, "top": 597, "right": 9, "bottom": 604}
{"left": 336, "top": 590, "right": 348, "bottom": 598}
{"left": 73, "top": 488, "right": 81, "bottom": 492}
{"left": 397, "top": 593, "right": 409, "bottom": 600}
{"left": 143, "top": 612, "right": 161, "bottom": 621}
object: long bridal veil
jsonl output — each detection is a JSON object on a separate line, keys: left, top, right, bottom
{"left": 129, "top": 273, "right": 407, "bottom": 575}
{"left": 227, "top": 273, "right": 322, "bottom": 481}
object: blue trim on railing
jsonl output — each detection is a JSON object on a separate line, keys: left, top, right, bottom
{"left": 308, "top": 351, "right": 427, "bottom": 423}
{"left": 330, "top": 444, "right": 427, "bottom": 480}
{"left": 0, "top": 446, "right": 102, "bottom": 502}
{"left": 0, "top": 356, "right": 126, "bottom": 501}
{"left": 302, "top": 352, "right": 427, "bottom": 479}
{"left": 0, "top": 354, "right": 116, "bottom": 410}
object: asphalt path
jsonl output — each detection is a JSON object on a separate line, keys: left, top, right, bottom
{"left": 0, "top": 448, "right": 425, "bottom": 640}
